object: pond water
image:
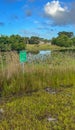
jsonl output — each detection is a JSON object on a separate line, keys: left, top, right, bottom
{"left": 27, "top": 49, "right": 75, "bottom": 63}
{"left": 39, "top": 50, "right": 51, "bottom": 55}
{"left": 27, "top": 50, "right": 51, "bottom": 63}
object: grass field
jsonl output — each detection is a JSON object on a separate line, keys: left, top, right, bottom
{"left": 26, "top": 43, "right": 75, "bottom": 53}
{"left": 0, "top": 51, "right": 75, "bottom": 130}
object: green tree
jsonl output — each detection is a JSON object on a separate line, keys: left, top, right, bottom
{"left": 29, "top": 36, "right": 40, "bottom": 44}
{"left": 0, "top": 34, "right": 26, "bottom": 51}
{"left": 9, "top": 35, "right": 26, "bottom": 51}
{"left": 58, "top": 31, "right": 74, "bottom": 38}
{"left": 52, "top": 34, "right": 73, "bottom": 47}
{"left": 71, "top": 37, "right": 75, "bottom": 46}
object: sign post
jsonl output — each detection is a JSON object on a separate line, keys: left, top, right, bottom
{"left": 19, "top": 50, "right": 27, "bottom": 73}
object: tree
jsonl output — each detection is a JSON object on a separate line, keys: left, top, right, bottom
{"left": 52, "top": 34, "right": 73, "bottom": 47}
{"left": 9, "top": 35, "right": 26, "bottom": 51}
{"left": 24, "top": 37, "right": 29, "bottom": 44}
{"left": 11, "top": 42, "right": 26, "bottom": 51}
{"left": 0, "top": 34, "right": 26, "bottom": 51}
{"left": 0, "top": 35, "right": 9, "bottom": 44}
{"left": 9, "top": 35, "right": 24, "bottom": 44}
{"left": 29, "top": 36, "right": 40, "bottom": 44}
{"left": 71, "top": 37, "right": 75, "bottom": 46}
{"left": 58, "top": 31, "right": 74, "bottom": 38}
{"left": 51, "top": 37, "right": 57, "bottom": 45}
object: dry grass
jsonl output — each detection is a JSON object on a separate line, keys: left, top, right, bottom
{"left": 0, "top": 51, "right": 75, "bottom": 129}
{"left": 0, "top": 51, "right": 75, "bottom": 97}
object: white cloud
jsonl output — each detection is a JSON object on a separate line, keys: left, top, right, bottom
{"left": 44, "top": 0, "right": 67, "bottom": 17}
{"left": 44, "top": 0, "right": 75, "bottom": 26}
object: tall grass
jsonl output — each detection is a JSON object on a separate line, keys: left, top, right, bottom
{"left": 0, "top": 51, "right": 75, "bottom": 97}
{"left": 26, "top": 43, "right": 75, "bottom": 53}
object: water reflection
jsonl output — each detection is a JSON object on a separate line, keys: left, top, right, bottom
{"left": 39, "top": 50, "right": 51, "bottom": 55}
{"left": 27, "top": 50, "right": 51, "bottom": 63}
{"left": 27, "top": 49, "right": 75, "bottom": 63}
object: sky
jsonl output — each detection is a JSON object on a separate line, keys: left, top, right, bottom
{"left": 0, "top": 0, "right": 75, "bottom": 39}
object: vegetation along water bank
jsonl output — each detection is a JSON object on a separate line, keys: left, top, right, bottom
{"left": 0, "top": 51, "right": 75, "bottom": 129}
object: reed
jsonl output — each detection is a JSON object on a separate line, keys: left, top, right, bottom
{"left": 0, "top": 51, "right": 75, "bottom": 97}
{"left": 0, "top": 51, "right": 75, "bottom": 129}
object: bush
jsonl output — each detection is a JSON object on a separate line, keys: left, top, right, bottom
{"left": 52, "top": 34, "right": 73, "bottom": 47}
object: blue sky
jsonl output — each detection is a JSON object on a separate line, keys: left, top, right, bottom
{"left": 0, "top": 0, "right": 75, "bottom": 39}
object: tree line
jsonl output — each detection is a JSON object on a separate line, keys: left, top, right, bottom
{"left": 0, "top": 31, "right": 75, "bottom": 51}
{"left": 0, "top": 35, "right": 50, "bottom": 51}
{"left": 52, "top": 31, "right": 75, "bottom": 47}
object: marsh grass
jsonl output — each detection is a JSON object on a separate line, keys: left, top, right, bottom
{"left": 0, "top": 51, "right": 75, "bottom": 97}
{"left": 0, "top": 86, "right": 75, "bottom": 130}
{"left": 0, "top": 51, "right": 75, "bottom": 129}
{"left": 26, "top": 43, "right": 75, "bottom": 53}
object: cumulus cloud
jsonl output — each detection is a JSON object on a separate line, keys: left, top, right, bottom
{"left": 44, "top": 0, "right": 66, "bottom": 16}
{"left": 44, "top": 0, "right": 75, "bottom": 26}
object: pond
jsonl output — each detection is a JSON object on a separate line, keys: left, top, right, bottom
{"left": 39, "top": 50, "right": 51, "bottom": 55}
{"left": 27, "top": 49, "right": 75, "bottom": 63}
{"left": 27, "top": 50, "right": 51, "bottom": 63}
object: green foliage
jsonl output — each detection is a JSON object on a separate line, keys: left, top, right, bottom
{"left": 11, "top": 42, "right": 26, "bottom": 51}
{"left": 0, "top": 31, "right": 75, "bottom": 51}
{"left": 0, "top": 34, "right": 51, "bottom": 51}
{"left": 52, "top": 33, "right": 73, "bottom": 47}
{"left": 58, "top": 31, "right": 74, "bottom": 38}
{"left": 71, "top": 37, "right": 75, "bottom": 46}
{"left": 0, "top": 51, "right": 75, "bottom": 129}
{"left": 0, "top": 35, "right": 26, "bottom": 51}
{"left": 0, "top": 51, "right": 75, "bottom": 97}
{"left": 9, "top": 35, "right": 26, "bottom": 51}
{"left": 29, "top": 36, "right": 40, "bottom": 44}
{"left": 0, "top": 35, "right": 11, "bottom": 51}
